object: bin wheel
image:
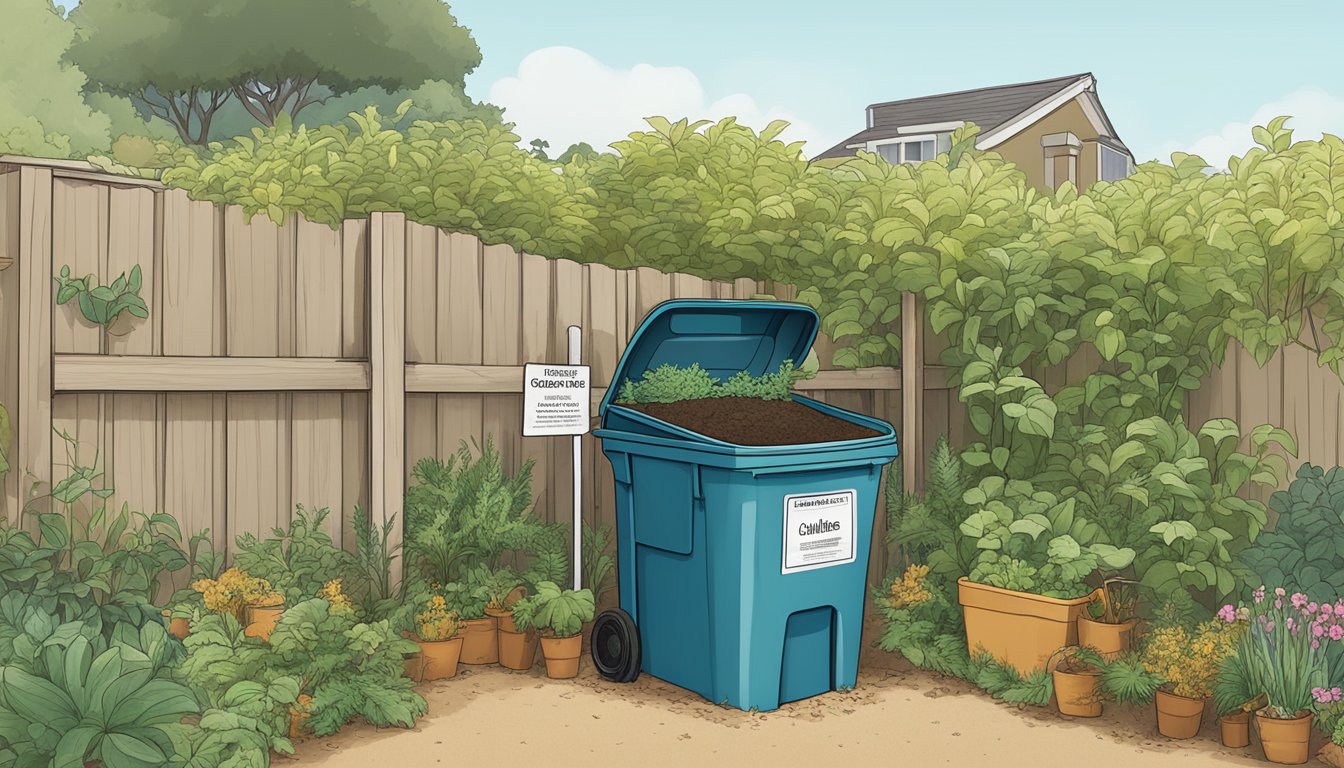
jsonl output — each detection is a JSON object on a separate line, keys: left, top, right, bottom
{"left": 591, "top": 608, "right": 641, "bottom": 683}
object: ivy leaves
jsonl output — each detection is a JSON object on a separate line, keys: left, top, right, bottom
{"left": 54, "top": 265, "right": 149, "bottom": 329}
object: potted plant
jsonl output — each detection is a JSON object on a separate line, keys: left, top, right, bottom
{"left": 1051, "top": 646, "right": 1104, "bottom": 717}
{"left": 1078, "top": 577, "right": 1138, "bottom": 661}
{"left": 1140, "top": 618, "right": 1244, "bottom": 740}
{"left": 443, "top": 581, "right": 496, "bottom": 664}
{"left": 1213, "top": 603, "right": 1262, "bottom": 749}
{"left": 406, "top": 593, "right": 465, "bottom": 682}
{"left": 512, "top": 581, "right": 595, "bottom": 679}
{"left": 191, "top": 566, "right": 286, "bottom": 641}
{"left": 956, "top": 481, "right": 1132, "bottom": 674}
{"left": 472, "top": 567, "right": 536, "bottom": 671}
{"left": 1237, "top": 587, "right": 1344, "bottom": 764}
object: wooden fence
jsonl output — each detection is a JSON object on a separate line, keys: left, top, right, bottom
{"left": 3, "top": 155, "right": 1342, "bottom": 589}
{"left": 0, "top": 157, "right": 964, "bottom": 588}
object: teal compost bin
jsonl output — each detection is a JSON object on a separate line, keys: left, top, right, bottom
{"left": 590, "top": 299, "right": 899, "bottom": 712}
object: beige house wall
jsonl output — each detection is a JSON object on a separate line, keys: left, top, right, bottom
{"left": 992, "top": 98, "right": 1104, "bottom": 192}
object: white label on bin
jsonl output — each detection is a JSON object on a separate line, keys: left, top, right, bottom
{"left": 782, "top": 490, "right": 856, "bottom": 574}
{"left": 522, "top": 363, "right": 591, "bottom": 436}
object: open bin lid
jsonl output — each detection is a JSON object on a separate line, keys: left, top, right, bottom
{"left": 599, "top": 299, "right": 820, "bottom": 420}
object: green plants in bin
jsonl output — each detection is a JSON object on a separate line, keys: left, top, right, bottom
{"left": 615, "top": 360, "right": 800, "bottom": 404}
{"left": 511, "top": 581, "right": 595, "bottom": 638}
{"left": 54, "top": 263, "right": 149, "bottom": 328}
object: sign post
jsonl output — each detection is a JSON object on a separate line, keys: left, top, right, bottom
{"left": 521, "top": 326, "right": 589, "bottom": 592}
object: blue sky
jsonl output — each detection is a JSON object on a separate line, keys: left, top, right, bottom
{"left": 450, "top": 0, "right": 1344, "bottom": 165}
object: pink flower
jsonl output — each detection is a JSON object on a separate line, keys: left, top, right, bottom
{"left": 1323, "top": 603, "right": 1337, "bottom": 617}
{"left": 1314, "top": 639, "right": 1322, "bottom": 650}
{"left": 1275, "top": 598, "right": 1283, "bottom": 609}
{"left": 1287, "top": 617, "right": 1297, "bottom": 634}
{"left": 1276, "top": 587, "right": 1287, "bottom": 597}
{"left": 1218, "top": 604, "right": 1237, "bottom": 623}
{"left": 1308, "top": 602, "right": 1319, "bottom": 613}
{"left": 1292, "top": 593, "right": 1309, "bottom": 608}
{"left": 1331, "top": 625, "right": 1344, "bottom": 641}
{"left": 1314, "top": 624, "right": 1327, "bottom": 637}
{"left": 1265, "top": 620, "right": 1276, "bottom": 633}
{"left": 1254, "top": 587, "right": 1266, "bottom": 603}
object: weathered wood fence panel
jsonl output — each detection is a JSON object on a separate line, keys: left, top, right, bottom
{"left": 47, "top": 158, "right": 1344, "bottom": 591}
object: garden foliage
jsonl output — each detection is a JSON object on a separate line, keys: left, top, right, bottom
{"left": 615, "top": 360, "right": 799, "bottom": 404}
{"left": 1240, "top": 464, "right": 1344, "bottom": 602}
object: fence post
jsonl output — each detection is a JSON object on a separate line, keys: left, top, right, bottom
{"left": 13, "top": 166, "right": 53, "bottom": 527}
{"left": 370, "top": 212, "right": 406, "bottom": 588}
{"left": 900, "top": 291, "right": 925, "bottom": 495}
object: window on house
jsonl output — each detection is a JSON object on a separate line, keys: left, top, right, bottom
{"left": 873, "top": 134, "right": 950, "bottom": 165}
{"left": 1101, "top": 145, "right": 1131, "bottom": 182}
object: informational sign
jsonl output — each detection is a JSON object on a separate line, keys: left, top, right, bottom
{"left": 781, "top": 490, "right": 856, "bottom": 574}
{"left": 522, "top": 362, "right": 591, "bottom": 437}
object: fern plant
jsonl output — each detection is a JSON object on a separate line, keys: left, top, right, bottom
{"left": 404, "top": 437, "right": 564, "bottom": 585}
{"left": 966, "top": 653, "right": 1053, "bottom": 706}
{"left": 582, "top": 520, "right": 617, "bottom": 605}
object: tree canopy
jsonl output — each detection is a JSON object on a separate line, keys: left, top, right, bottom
{"left": 0, "top": 0, "right": 119, "bottom": 156}
{"left": 70, "top": 0, "right": 483, "bottom": 143}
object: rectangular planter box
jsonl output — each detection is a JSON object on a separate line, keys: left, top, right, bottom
{"left": 957, "top": 577, "right": 1099, "bottom": 675}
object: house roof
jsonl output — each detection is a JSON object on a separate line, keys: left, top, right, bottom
{"left": 813, "top": 73, "right": 1128, "bottom": 160}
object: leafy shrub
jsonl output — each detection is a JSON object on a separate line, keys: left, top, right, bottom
{"left": 884, "top": 436, "right": 970, "bottom": 571}
{"left": 404, "top": 437, "right": 566, "bottom": 586}
{"left": 582, "top": 520, "right": 617, "bottom": 606}
{"left": 616, "top": 360, "right": 797, "bottom": 404}
{"left": 872, "top": 564, "right": 968, "bottom": 677}
{"left": 1240, "top": 464, "right": 1344, "bottom": 601}
{"left": 0, "top": 620, "right": 198, "bottom": 768}
{"left": 233, "top": 505, "right": 362, "bottom": 608}
{"left": 511, "top": 582, "right": 594, "bottom": 638}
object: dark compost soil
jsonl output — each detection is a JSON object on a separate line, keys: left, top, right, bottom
{"left": 623, "top": 396, "right": 883, "bottom": 446}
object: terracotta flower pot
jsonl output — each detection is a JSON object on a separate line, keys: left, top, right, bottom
{"left": 1154, "top": 689, "right": 1205, "bottom": 739}
{"left": 1256, "top": 709, "right": 1314, "bottom": 765}
{"left": 540, "top": 634, "right": 582, "bottom": 679}
{"left": 498, "top": 621, "right": 538, "bottom": 671}
{"left": 1219, "top": 712, "right": 1251, "bottom": 748}
{"left": 459, "top": 617, "right": 499, "bottom": 664}
{"left": 243, "top": 603, "right": 284, "bottom": 641}
{"left": 957, "top": 577, "right": 1100, "bottom": 674}
{"left": 407, "top": 637, "right": 465, "bottom": 682}
{"left": 1076, "top": 615, "right": 1135, "bottom": 661}
{"left": 1052, "top": 661, "right": 1102, "bottom": 717}
{"left": 289, "top": 694, "right": 313, "bottom": 741}
{"left": 161, "top": 609, "right": 191, "bottom": 640}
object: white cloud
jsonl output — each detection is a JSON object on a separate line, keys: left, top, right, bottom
{"left": 487, "top": 47, "right": 829, "bottom": 155}
{"left": 1156, "top": 87, "right": 1344, "bottom": 170}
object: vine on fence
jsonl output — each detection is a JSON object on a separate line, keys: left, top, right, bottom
{"left": 54, "top": 263, "right": 149, "bottom": 328}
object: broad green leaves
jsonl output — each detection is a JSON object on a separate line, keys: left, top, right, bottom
{"left": 53, "top": 265, "right": 149, "bottom": 329}
{"left": 510, "top": 581, "right": 595, "bottom": 638}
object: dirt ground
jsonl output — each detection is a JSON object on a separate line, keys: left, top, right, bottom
{"left": 286, "top": 625, "right": 1331, "bottom": 768}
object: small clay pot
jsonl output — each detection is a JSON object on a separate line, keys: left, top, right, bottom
{"left": 408, "top": 637, "right": 465, "bottom": 682}
{"left": 541, "top": 634, "right": 582, "bottom": 679}
{"left": 459, "top": 617, "right": 499, "bottom": 664}
{"left": 161, "top": 609, "right": 191, "bottom": 640}
{"left": 498, "top": 623, "right": 538, "bottom": 671}
{"left": 1051, "top": 659, "right": 1102, "bottom": 717}
{"left": 1154, "top": 689, "right": 1205, "bottom": 739}
{"left": 243, "top": 603, "right": 284, "bottom": 641}
{"left": 1219, "top": 711, "right": 1250, "bottom": 748}
{"left": 1256, "top": 709, "right": 1314, "bottom": 765}
{"left": 1076, "top": 615, "right": 1135, "bottom": 661}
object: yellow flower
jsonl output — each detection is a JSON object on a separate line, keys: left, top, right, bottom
{"left": 884, "top": 564, "right": 932, "bottom": 611}
{"left": 1140, "top": 619, "right": 1245, "bottom": 699}
{"left": 414, "top": 596, "right": 462, "bottom": 642}
{"left": 319, "top": 579, "right": 353, "bottom": 614}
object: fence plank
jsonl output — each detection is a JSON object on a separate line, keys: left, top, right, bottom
{"left": 295, "top": 218, "right": 343, "bottom": 357}
{"left": 161, "top": 190, "right": 221, "bottom": 356}
{"left": 900, "top": 292, "right": 926, "bottom": 494}
{"left": 341, "top": 220, "right": 368, "bottom": 358}
{"left": 228, "top": 393, "right": 291, "bottom": 543}
{"left": 404, "top": 221, "right": 438, "bottom": 363}
{"left": 109, "top": 394, "right": 162, "bottom": 515}
{"left": 520, "top": 253, "right": 552, "bottom": 516}
{"left": 291, "top": 392, "right": 344, "bottom": 544}
{"left": 340, "top": 393, "right": 370, "bottom": 550}
{"left": 55, "top": 355, "right": 369, "bottom": 392}
{"left": 52, "top": 179, "right": 106, "bottom": 355}
{"left": 0, "top": 170, "right": 21, "bottom": 520}
{"left": 482, "top": 244, "right": 521, "bottom": 474}
{"left": 105, "top": 187, "right": 157, "bottom": 355}
{"left": 550, "top": 260, "right": 585, "bottom": 526}
{"left": 404, "top": 395, "right": 438, "bottom": 486}
{"left": 370, "top": 213, "right": 407, "bottom": 579}
{"left": 16, "top": 166, "right": 53, "bottom": 522}
{"left": 225, "top": 207, "right": 281, "bottom": 356}
{"left": 165, "top": 394, "right": 226, "bottom": 555}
